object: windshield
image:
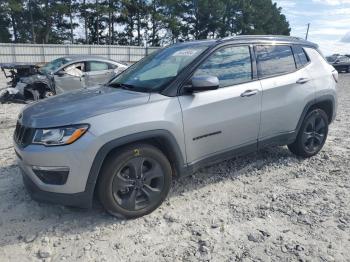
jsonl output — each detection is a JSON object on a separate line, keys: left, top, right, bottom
{"left": 109, "top": 43, "right": 210, "bottom": 92}
{"left": 326, "top": 56, "right": 337, "bottom": 63}
{"left": 39, "top": 57, "right": 71, "bottom": 74}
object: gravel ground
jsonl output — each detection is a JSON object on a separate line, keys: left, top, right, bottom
{"left": 0, "top": 74, "right": 350, "bottom": 262}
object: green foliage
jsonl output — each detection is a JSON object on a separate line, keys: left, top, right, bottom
{"left": 0, "top": 0, "right": 291, "bottom": 45}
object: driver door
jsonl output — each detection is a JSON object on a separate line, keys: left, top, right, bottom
{"left": 178, "top": 45, "right": 262, "bottom": 164}
{"left": 54, "top": 62, "right": 85, "bottom": 94}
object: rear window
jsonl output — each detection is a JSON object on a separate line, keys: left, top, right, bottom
{"left": 256, "top": 45, "right": 296, "bottom": 78}
{"left": 293, "top": 46, "right": 309, "bottom": 68}
{"left": 88, "top": 61, "right": 109, "bottom": 71}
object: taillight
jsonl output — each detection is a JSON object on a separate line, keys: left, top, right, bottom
{"left": 332, "top": 70, "right": 338, "bottom": 83}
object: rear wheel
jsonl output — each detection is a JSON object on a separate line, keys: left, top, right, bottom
{"left": 288, "top": 109, "right": 328, "bottom": 158}
{"left": 98, "top": 144, "right": 172, "bottom": 218}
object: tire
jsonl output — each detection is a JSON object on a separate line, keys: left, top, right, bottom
{"left": 97, "top": 143, "right": 172, "bottom": 219}
{"left": 347, "top": 66, "right": 350, "bottom": 73}
{"left": 288, "top": 109, "right": 328, "bottom": 158}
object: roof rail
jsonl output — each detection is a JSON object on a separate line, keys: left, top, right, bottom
{"left": 219, "top": 35, "right": 304, "bottom": 42}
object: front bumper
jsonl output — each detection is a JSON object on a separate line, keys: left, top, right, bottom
{"left": 15, "top": 131, "right": 99, "bottom": 208}
{"left": 22, "top": 168, "right": 92, "bottom": 208}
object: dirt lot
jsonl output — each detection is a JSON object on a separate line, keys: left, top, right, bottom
{"left": 0, "top": 74, "right": 350, "bottom": 262}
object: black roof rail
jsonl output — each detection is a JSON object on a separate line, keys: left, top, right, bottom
{"left": 216, "top": 35, "right": 317, "bottom": 48}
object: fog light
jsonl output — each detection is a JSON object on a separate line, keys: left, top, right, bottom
{"left": 32, "top": 166, "right": 69, "bottom": 185}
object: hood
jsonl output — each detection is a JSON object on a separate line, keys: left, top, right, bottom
{"left": 20, "top": 86, "right": 150, "bottom": 128}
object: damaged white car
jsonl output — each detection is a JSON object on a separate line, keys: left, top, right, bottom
{"left": 0, "top": 56, "right": 128, "bottom": 103}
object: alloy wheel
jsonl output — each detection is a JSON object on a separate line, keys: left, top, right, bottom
{"left": 302, "top": 113, "right": 327, "bottom": 154}
{"left": 112, "top": 157, "right": 164, "bottom": 211}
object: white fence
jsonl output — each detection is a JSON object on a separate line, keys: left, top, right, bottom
{"left": 0, "top": 43, "right": 160, "bottom": 63}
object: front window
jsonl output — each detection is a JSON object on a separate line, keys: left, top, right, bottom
{"left": 193, "top": 45, "right": 252, "bottom": 87}
{"left": 39, "top": 57, "right": 71, "bottom": 74}
{"left": 109, "top": 43, "right": 210, "bottom": 92}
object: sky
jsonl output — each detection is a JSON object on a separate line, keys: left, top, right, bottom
{"left": 274, "top": 0, "right": 350, "bottom": 55}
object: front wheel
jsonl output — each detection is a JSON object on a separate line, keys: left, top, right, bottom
{"left": 288, "top": 109, "right": 328, "bottom": 158}
{"left": 97, "top": 144, "right": 172, "bottom": 219}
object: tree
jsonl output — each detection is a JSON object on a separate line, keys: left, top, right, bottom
{"left": 0, "top": 0, "right": 291, "bottom": 45}
{"left": 236, "top": 0, "right": 291, "bottom": 35}
{"left": 147, "top": 0, "right": 160, "bottom": 46}
{"left": 0, "top": 2, "right": 12, "bottom": 42}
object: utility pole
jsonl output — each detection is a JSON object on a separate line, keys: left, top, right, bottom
{"left": 305, "top": 23, "right": 310, "bottom": 40}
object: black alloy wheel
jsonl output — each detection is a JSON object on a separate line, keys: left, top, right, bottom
{"left": 288, "top": 109, "right": 329, "bottom": 158}
{"left": 301, "top": 111, "right": 327, "bottom": 154}
{"left": 98, "top": 144, "right": 172, "bottom": 218}
{"left": 112, "top": 156, "right": 165, "bottom": 211}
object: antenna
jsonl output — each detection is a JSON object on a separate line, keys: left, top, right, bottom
{"left": 305, "top": 23, "right": 310, "bottom": 40}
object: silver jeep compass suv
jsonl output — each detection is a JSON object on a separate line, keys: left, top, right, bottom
{"left": 14, "top": 36, "right": 338, "bottom": 218}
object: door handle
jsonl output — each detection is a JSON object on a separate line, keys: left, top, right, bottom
{"left": 296, "top": 78, "right": 310, "bottom": 84}
{"left": 240, "top": 89, "right": 259, "bottom": 97}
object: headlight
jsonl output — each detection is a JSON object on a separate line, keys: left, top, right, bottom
{"left": 32, "top": 124, "right": 89, "bottom": 146}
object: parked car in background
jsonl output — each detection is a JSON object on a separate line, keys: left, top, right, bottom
{"left": 14, "top": 36, "right": 337, "bottom": 218}
{"left": 0, "top": 56, "right": 128, "bottom": 103}
{"left": 326, "top": 55, "right": 350, "bottom": 73}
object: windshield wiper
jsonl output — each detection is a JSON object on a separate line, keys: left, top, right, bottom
{"left": 108, "top": 82, "right": 136, "bottom": 90}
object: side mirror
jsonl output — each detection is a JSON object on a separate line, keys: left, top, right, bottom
{"left": 185, "top": 75, "right": 219, "bottom": 93}
{"left": 56, "top": 70, "right": 66, "bottom": 77}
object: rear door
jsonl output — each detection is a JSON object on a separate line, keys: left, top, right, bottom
{"left": 256, "top": 44, "right": 314, "bottom": 141}
{"left": 85, "top": 61, "right": 115, "bottom": 87}
{"left": 179, "top": 45, "right": 262, "bottom": 164}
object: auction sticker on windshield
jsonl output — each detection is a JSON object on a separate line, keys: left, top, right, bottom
{"left": 172, "top": 49, "right": 199, "bottom": 56}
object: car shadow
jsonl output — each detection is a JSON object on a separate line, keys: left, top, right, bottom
{"left": 0, "top": 145, "right": 301, "bottom": 248}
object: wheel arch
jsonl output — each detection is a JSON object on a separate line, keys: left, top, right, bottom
{"left": 25, "top": 81, "right": 53, "bottom": 99}
{"left": 85, "top": 130, "right": 187, "bottom": 204}
{"left": 31, "top": 81, "right": 52, "bottom": 93}
{"left": 296, "top": 95, "right": 335, "bottom": 134}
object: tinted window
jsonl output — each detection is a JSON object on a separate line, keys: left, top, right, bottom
{"left": 256, "top": 45, "right": 296, "bottom": 78}
{"left": 326, "top": 56, "right": 337, "bottom": 63}
{"left": 193, "top": 46, "right": 252, "bottom": 87}
{"left": 293, "top": 46, "right": 309, "bottom": 68}
{"left": 88, "top": 61, "right": 109, "bottom": 71}
{"left": 338, "top": 56, "right": 350, "bottom": 63}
